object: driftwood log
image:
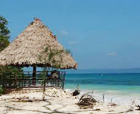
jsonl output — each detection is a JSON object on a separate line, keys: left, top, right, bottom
{"left": 77, "top": 92, "right": 97, "bottom": 109}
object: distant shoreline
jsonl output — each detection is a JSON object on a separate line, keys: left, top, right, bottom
{"left": 66, "top": 68, "right": 140, "bottom": 74}
{"left": 67, "top": 72, "right": 140, "bottom": 75}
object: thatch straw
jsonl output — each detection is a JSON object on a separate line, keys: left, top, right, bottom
{"left": 0, "top": 18, "right": 77, "bottom": 69}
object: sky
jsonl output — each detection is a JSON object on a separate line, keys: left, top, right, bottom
{"left": 0, "top": 0, "right": 140, "bottom": 69}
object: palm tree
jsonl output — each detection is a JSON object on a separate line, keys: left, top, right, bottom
{"left": 39, "top": 47, "right": 71, "bottom": 100}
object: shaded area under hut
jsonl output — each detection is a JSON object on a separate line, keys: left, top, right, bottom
{"left": 0, "top": 18, "right": 77, "bottom": 90}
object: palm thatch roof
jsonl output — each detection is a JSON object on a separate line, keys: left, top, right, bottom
{"left": 0, "top": 18, "right": 77, "bottom": 69}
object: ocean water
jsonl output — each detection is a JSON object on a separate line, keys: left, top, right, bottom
{"left": 65, "top": 73, "right": 140, "bottom": 96}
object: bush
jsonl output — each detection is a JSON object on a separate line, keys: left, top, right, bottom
{"left": 0, "top": 86, "right": 3, "bottom": 96}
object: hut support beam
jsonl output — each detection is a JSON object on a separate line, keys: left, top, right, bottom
{"left": 32, "top": 66, "right": 36, "bottom": 85}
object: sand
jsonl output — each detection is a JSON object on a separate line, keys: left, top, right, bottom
{"left": 0, "top": 88, "right": 140, "bottom": 114}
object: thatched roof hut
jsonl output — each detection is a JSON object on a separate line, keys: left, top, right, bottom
{"left": 0, "top": 18, "right": 77, "bottom": 69}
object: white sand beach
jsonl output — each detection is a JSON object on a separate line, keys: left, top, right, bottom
{"left": 0, "top": 88, "right": 140, "bottom": 114}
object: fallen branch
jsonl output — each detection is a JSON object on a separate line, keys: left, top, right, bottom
{"left": 77, "top": 92, "right": 97, "bottom": 109}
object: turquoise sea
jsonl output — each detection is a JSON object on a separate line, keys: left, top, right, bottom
{"left": 65, "top": 73, "right": 140, "bottom": 95}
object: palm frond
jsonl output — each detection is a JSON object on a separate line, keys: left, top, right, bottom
{"left": 44, "top": 47, "right": 48, "bottom": 53}
{"left": 65, "top": 49, "right": 72, "bottom": 56}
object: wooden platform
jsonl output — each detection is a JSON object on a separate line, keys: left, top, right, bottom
{"left": 0, "top": 71, "right": 66, "bottom": 89}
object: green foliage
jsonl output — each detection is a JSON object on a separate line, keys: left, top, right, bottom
{"left": 0, "top": 16, "right": 10, "bottom": 51}
{"left": 0, "top": 86, "right": 3, "bottom": 96}
{"left": 44, "top": 47, "right": 48, "bottom": 53}
{"left": 0, "top": 16, "right": 23, "bottom": 89}
{"left": 46, "top": 48, "right": 71, "bottom": 62}
{"left": 0, "top": 66, "right": 23, "bottom": 74}
{"left": 40, "top": 47, "right": 72, "bottom": 69}
{"left": 65, "top": 49, "right": 72, "bottom": 56}
{"left": 45, "top": 48, "right": 65, "bottom": 68}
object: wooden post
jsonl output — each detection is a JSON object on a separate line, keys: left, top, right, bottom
{"left": 14, "top": 73, "right": 17, "bottom": 88}
{"left": 28, "top": 71, "right": 30, "bottom": 87}
{"left": 32, "top": 66, "right": 36, "bottom": 85}
{"left": 9, "top": 74, "right": 11, "bottom": 88}
{"left": 42, "top": 71, "right": 47, "bottom": 101}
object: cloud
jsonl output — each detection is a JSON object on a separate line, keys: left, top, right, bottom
{"left": 68, "top": 41, "right": 78, "bottom": 45}
{"left": 59, "top": 30, "right": 68, "bottom": 36}
{"left": 107, "top": 52, "right": 117, "bottom": 56}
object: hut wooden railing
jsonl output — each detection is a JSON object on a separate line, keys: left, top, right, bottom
{"left": 0, "top": 71, "right": 66, "bottom": 89}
